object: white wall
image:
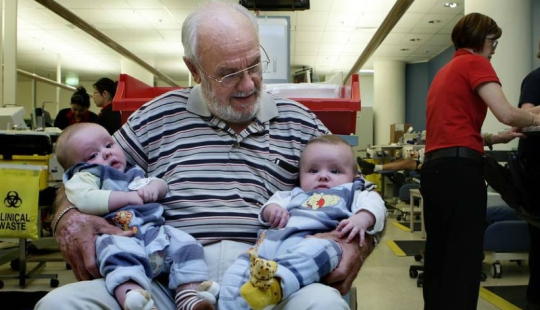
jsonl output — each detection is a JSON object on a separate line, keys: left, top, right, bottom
{"left": 359, "top": 74, "right": 374, "bottom": 107}
{"left": 353, "top": 74, "right": 374, "bottom": 155}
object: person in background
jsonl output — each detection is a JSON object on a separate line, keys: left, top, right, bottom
{"left": 357, "top": 150, "right": 424, "bottom": 176}
{"left": 93, "top": 77, "right": 122, "bottom": 135}
{"left": 36, "top": 2, "right": 371, "bottom": 309}
{"left": 357, "top": 129, "right": 519, "bottom": 176}
{"left": 53, "top": 86, "right": 98, "bottom": 130}
{"left": 517, "top": 39, "right": 540, "bottom": 310}
{"left": 421, "top": 13, "right": 535, "bottom": 310}
{"left": 219, "top": 135, "right": 386, "bottom": 310}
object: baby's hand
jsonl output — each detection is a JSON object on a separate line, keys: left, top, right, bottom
{"left": 264, "top": 204, "right": 289, "bottom": 228}
{"left": 127, "top": 191, "right": 144, "bottom": 205}
{"left": 137, "top": 181, "right": 162, "bottom": 203}
{"left": 336, "top": 211, "right": 375, "bottom": 246}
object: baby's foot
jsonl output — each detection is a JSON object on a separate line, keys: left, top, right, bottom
{"left": 123, "top": 289, "right": 157, "bottom": 310}
{"left": 175, "top": 281, "right": 219, "bottom": 310}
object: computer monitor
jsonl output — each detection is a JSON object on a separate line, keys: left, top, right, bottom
{"left": 35, "top": 107, "right": 53, "bottom": 128}
{"left": 293, "top": 68, "right": 312, "bottom": 83}
{"left": 0, "top": 106, "right": 28, "bottom": 130}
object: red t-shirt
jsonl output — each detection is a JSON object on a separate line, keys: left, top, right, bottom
{"left": 425, "top": 49, "right": 500, "bottom": 154}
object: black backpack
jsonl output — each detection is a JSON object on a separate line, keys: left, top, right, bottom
{"left": 484, "top": 152, "right": 540, "bottom": 219}
{"left": 507, "top": 152, "right": 540, "bottom": 219}
{"left": 483, "top": 153, "right": 522, "bottom": 209}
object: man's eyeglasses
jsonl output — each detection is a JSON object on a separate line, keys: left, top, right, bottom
{"left": 486, "top": 37, "right": 498, "bottom": 50}
{"left": 198, "top": 46, "right": 271, "bottom": 88}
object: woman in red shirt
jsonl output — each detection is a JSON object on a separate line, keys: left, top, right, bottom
{"left": 421, "top": 13, "right": 539, "bottom": 310}
{"left": 54, "top": 86, "right": 98, "bottom": 130}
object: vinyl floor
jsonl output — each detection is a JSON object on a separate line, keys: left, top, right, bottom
{"left": 0, "top": 216, "right": 531, "bottom": 310}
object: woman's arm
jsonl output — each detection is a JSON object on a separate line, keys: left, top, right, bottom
{"left": 477, "top": 82, "right": 540, "bottom": 127}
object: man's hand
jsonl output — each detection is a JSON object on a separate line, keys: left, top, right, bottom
{"left": 494, "top": 127, "right": 525, "bottom": 144}
{"left": 55, "top": 210, "right": 132, "bottom": 281}
{"left": 309, "top": 230, "right": 374, "bottom": 295}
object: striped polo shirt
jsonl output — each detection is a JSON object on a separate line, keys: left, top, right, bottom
{"left": 114, "top": 85, "right": 329, "bottom": 245}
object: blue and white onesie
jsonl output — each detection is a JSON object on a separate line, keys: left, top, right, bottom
{"left": 63, "top": 163, "right": 210, "bottom": 295}
{"left": 219, "top": 179, "right": 386, "bottom": 309}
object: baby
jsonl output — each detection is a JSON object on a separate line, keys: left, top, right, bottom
{"left": 55, "top": 123, "right": 219, "bottom": 310}
{"left": 219, "top": 135, "right": 386, "bottom": 310}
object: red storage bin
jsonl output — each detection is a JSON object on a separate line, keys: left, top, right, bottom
{"left": 113, "top": 74, "right": 361, "bottom": 134}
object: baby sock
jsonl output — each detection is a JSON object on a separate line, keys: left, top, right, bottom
{"left": 240, "top": 250, "right": 282, "bottom": 310}
{"left": 123, "top": 289, "right": 156, "bottom": 310}
{"left": 175, "top": 281, "right": 220, "bottom": 310}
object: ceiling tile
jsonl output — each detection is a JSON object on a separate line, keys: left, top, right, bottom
{"left": 16, "top": 0, "right": 463, "bottom": 83}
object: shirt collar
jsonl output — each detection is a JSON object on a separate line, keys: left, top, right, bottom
{"left": 187, "top": 84, "right": 279, "bottom": 122}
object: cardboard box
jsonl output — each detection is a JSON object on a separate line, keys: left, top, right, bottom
{"left": 390, "top": 123, "right": 411, "bottom": 143}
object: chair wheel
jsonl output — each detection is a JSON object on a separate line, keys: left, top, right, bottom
{"left": 10, "top": 259, "right": 19, "bottom": 271}
{"left": 66, "top": 263, "right": 72, "bottom": 270}
{"left": 50, "top": 278, "right": 59, "bottom": 287}
{"left": 491, "top": 262, "right": 502, "bottom": 278}
{"left": 480, "top": 272, "right": 487, "bottom": 281}
{"left": 0, "top": 280, "right": 4, "bottom": 289}
{"left": 414, "top": 254, "right": 422, "bottom": 262}
{"left": 417, "top": 274, "right": 424, "bottom": 287}
{"left": 27, "top": 243, "right": 38, "bottom": 254}
{"left": 410, "top": 269, "right": 418, "bottom": 278}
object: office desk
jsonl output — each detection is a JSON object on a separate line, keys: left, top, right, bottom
{"left": 409, "top": 188, "right": 425, "bottom": 239}
{"left": 379, "top": 170, "right": 397, "bottom": 200}
{"left": 380, "top": 145, "right": 402, "bottom": 160}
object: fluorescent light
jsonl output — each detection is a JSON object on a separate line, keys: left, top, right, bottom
{"left": 65, "top": 76, "right": 79, "bottom": 86}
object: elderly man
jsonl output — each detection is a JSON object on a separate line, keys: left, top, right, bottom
{"left": 36, "top": 2, "right": 384, "bottom": 309}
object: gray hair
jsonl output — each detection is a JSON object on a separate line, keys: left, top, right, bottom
{"left": 181, "top": 1, "right": 259, "bottom": 67}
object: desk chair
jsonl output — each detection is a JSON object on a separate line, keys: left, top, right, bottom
{"left": 395, "top": 183, "right": 421, "bottom": 222}
{"left": 402, "top": 184, "right": 425, "bottom": 287}
{"left": 483, "top": 205, "right": 530, "bottom": 278}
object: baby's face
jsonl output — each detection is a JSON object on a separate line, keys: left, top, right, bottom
{"left": 71, "top": 125, "right": 127, "bottom": 171}
{"left": 299, "top": 142, "right": 356, "bottom": 191}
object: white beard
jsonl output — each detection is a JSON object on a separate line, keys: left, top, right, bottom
{"left": 201, "top": 78, "right": 260, "bottom": 124}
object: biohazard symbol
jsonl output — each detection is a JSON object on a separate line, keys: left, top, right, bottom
{"left": 4, "top": 191, "right": 22, "bottom": 208}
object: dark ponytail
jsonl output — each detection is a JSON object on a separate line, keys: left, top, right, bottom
{"left": 71, "top": 86, "right": 90, "bottom": 108}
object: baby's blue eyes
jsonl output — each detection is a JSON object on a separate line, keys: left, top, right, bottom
{"left": 308, "top": 168, "right": 341, "bottom": 174}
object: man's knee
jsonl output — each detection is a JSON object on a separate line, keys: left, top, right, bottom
{"left": 276, "top": 283, "right": 348, "bottom": 310}
{"left": 35, "top": 279, "right": 120, "bottom": 310}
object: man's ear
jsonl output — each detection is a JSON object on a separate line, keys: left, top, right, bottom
{"left": 184, "top": 57, "right": 202, "bottom": 84}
